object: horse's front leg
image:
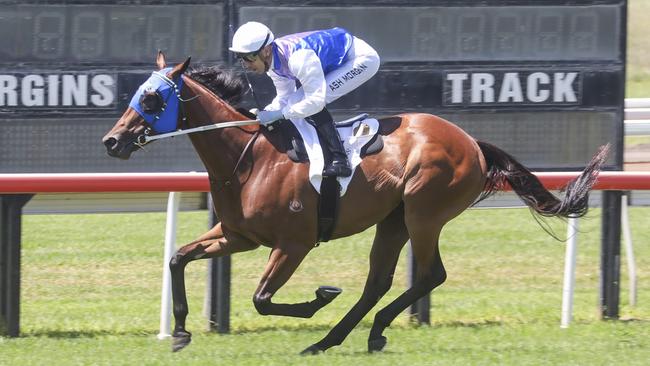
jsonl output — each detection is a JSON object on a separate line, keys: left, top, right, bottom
{"left": 170, "top": 223, "right": 258, "bottom": 352}
{"left": 252, "top": 243, "right": 341, "bottom": 319}
{"left": 301, "top": 204, "right": 409, "bottom": 355}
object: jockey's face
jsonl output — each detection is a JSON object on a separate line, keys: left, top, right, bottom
{"left": 237, "top": 45, "right": 271, "bottom": 74}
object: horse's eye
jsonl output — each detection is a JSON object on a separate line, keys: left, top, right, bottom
{"left": 139, "top": 90, "right": 164, "bottom": 114}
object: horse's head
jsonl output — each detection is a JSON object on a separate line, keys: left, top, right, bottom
{"left": 102, "top": 52, "right": 191, "bottom": 159}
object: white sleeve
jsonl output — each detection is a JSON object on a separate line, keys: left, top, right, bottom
{"left": 264, "top": 71, "right": 296, "bottom": 112}
{"left": 280, "top": 49, "right": 327, "bottom": 120}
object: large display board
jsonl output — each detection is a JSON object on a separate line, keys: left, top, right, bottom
{"left": 0, "top": 4, "right": 224, "bottom": 63}
{"left": 0, "top": 0, "right": 625, "bottom": 172}
{"left": 242, "top": 5, "right": 621, "bottom": 62}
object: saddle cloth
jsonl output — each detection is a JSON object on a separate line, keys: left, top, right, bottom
{"left": 289, "top": 116, "right": 379, "bottom": 196}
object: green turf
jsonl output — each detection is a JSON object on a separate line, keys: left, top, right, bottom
{"left": 1, "top": 206, "right": 648, "bottom": 365}
{"left": 628, "top": 0, "right": 650, "bottom": 97}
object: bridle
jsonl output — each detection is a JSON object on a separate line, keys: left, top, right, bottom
{"left": 130, "top": 68, "right": 262, "bottom": 184}
{"left": 132, "top": 69, "right": 258, "bottom": 147}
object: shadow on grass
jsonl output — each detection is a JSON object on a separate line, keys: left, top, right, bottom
{"left": 428, "top": 319, "right": 506, "bottom": 329}
{"left": 20, "top": 329, "right": 153, "bottom": 339}
{"left": 23, "top": 317, "right": 631, "bottom": 340}
{"left": 229, "top": 318, "right": 507, "bottom": 335}
{"left": 566, "top": 318, "right": 650, "bottom": 327}
{"left": 618, "top": 317, "right": 649, "bottom": 323}
{"left": 231, "top": 323, "right": 337, "bottom": 334}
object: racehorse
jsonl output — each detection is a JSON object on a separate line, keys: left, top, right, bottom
{"left": 102, "top": 53, "right": 609, "bottom": 354}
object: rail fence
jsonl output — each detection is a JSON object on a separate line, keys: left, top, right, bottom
{"left": 1, "top": 172, "right": 649, "bottom": 337}
{"left": 626, "top": 98, "right": 650, "bottom": 135}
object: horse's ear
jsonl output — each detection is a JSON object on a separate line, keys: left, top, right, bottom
{"left": 169, "top": 57, "right": 191, "bottom": 79}
{"left": 156, "top": 50, "right": 167, "bottom": 70}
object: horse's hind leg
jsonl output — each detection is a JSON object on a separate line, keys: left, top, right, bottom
{"left": 301, "top": 204, "right": 410, "bottom": 355}
{"left": 170, "top": 222, "right": 258, "bottom": 352}
{"left": 367, "top": 221, "right": 446, "bottom": 352}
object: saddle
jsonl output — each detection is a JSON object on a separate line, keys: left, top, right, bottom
{"left": 277, "top": 113, "right": 384, "bottom": 163}
{"left": 274, "top": 114, "right": 384, "bottom": 243}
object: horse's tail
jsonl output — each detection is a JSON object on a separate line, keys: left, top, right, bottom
{"left": 474, "top": 141, "right": 610, "bottom": 218}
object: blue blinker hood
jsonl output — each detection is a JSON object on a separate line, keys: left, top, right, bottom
{"left": 128, "top": 67, "right": 184, "bottom": 133}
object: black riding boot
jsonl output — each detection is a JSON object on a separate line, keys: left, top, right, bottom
{"left": 308, "top": 109, "right": 352, "bottom": 177}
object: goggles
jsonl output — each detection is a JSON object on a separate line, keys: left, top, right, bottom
{"left": 235, "top": 51, "right": 259, "bottom": 63}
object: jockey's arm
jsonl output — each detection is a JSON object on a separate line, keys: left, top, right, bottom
{"left": 265, "top": 72, "right": 295, "bottom": 112}
{"left": 279, "top": 49, "right": 327, "bottom": 120}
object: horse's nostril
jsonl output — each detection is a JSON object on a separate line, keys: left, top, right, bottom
{"left": 104, "top": 137, "right": 118, "bottom": 150}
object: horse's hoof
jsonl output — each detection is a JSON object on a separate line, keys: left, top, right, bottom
{"left": 171, "top": 331, "right": 192, "bottom": 353}
{"left": 300, "top": 344, "right": 324, "bottom": 355}
{"left": 368, "top": 336, "right": 387, "bottom": 353}
{"left": 316, "top": 286, "right": 342, "bottom": 303}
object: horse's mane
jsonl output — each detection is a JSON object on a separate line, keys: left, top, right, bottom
{"left": 186, "top": 66, "right": 247, "bottom": 107}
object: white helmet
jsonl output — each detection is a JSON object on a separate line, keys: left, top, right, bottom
{"left": 229, "top": 22, "right": 274, "bottom": 54}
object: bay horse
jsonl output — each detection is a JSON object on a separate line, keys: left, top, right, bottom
{"left": 102, "top": 53, "right": 608, "bottom": 354}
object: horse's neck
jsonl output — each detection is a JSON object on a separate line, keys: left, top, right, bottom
{"left": 181, "top": 76, "right": 257, "bottom": 180}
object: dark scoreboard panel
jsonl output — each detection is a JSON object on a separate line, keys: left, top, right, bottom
{"left": 241, "top": 4, "right": 621, "bottom": 62}
{"left": 0, "top": 0, "right": 625, "bottom": 173}
{"left": 0, "top": 3, "right": 225, "bottom": 63}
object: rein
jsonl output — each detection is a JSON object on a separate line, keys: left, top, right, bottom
{"left": 136, "top": 119, "right": 259, "bottom": 145}
{"left": 213, "top": 129, "right": 261, "bottom": 190}
{"left": 132, "top": 71, "right": 263, "bottom": 190}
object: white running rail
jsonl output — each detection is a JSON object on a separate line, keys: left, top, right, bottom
{"left": 560, "top": 195, "right": 637, "bottom": 328}
{"left": 158, "top": 192, "right": 181, "bottom": 340}
{"left": 625, "top": 98, "right": 650, "bottom": 135}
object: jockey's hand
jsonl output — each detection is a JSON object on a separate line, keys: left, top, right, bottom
{"left": 257, "top": 109, "right": 284, "bottom": 127}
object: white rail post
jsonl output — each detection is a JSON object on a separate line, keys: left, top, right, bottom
{"left": 561, "top": 216, "right": 579, "bottom": 328}
{"left": 158, "top": 192, "right": 181, "bottom": 340}
{"left": 621, "top": 194, "right": 637, "bottom": 307}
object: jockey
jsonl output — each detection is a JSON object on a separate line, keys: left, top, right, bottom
{"left": 229, "top": 21, "right": 380, "bottom": 177}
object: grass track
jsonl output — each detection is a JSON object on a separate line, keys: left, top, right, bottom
{"left": 628, "top": 0, "right": 650, "bottom": 97}
{"left": 2, "top": 207, "right": 648, "bottom": 365}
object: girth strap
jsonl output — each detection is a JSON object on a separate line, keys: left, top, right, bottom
{"left": 317, "top": 177, "right": 341, "bottom": 243}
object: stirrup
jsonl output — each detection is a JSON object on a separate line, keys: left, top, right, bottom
{"left": 323, "top": 161, "right": 352, "bottom": 177}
